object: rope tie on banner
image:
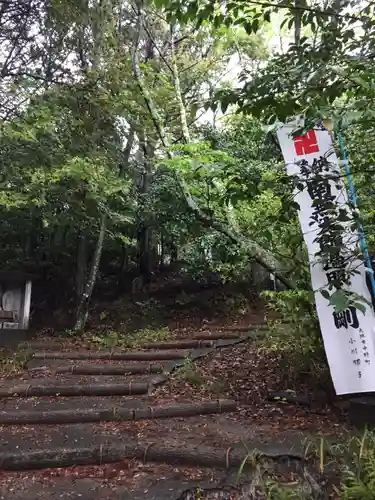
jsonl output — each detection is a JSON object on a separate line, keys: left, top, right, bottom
{"left": 225, "top": 447, "right": 232, "bottom": 468}
{"left": 337, "top": 132, "right": 375, "bottom": 303}
{"left": 143, "top": 443, "right": 156, "bottom": 464}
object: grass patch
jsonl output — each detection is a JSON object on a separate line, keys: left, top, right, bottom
{"left": 176, "top": 359, "right": 205, "bottom": 387}
{"left": 89, "top": 326, "right": 172, "bottom": 350}
{"left": 0, "top": 347, "right": 30, "bottom": 377}
{"left": 234, "top": 432, "right": 375, "bottom": 499}
{"left": 261, "top": 290, "right": 330, "bottom": 391}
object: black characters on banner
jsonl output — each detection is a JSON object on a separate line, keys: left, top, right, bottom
{"left": 293, "top": 130, "right": 364, "bottom": 379}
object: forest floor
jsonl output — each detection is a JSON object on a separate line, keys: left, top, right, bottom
{"left": 0, "top": 283, "right": 353, "bottom": 499}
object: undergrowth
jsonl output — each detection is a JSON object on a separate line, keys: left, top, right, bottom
{"left": 339, "top": 430, "right": 375, "bottom": 500}
{"left": 89, "top": 326, "right": 171, "bottom": 349}
{"left": 0, "top": 347, "right": 30, "bottom": 377}
{"left": 176, "top": 358, "right": 205, "bottom": 387}
{"left": 261, "top": 290, "right": 330, "bottom": 390}
{"left": 235, "top": 431, "right": 375, "bottom": 499}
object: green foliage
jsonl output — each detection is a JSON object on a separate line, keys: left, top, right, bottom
{"left": 233, "top": 430, "right": 375, "bottom": 499}
{"left": 159, "top": 115, "right": 307, "bottom": 285}
{"left": 4, "top": 0, "right": 367, "bottom": 335}
{"left": 156, "top": 0, "right": 375, "bottom": 310}
{"left": 262, "top": 290, "right": 328, "bottom": 385}
{"left": 90, "top": 331, "right": 122, "bottom": 350}
{"left": 176, "top": 358, "right": 205, "bottom": 387}
{"left": 126, "top": 326, "right": 171, "bottom": 346}
{"left": 340, "top": 431, "right": 375, "bottom": 499}
{"left": 0, "top": 348, "right": 31, "bottom": 377}
{"left": 261, "top": 481, "right": 310, "bottom": 500}
{"left": 166, "top": 0, "right": 375, "bottom": 127}
{"left": 90, "top": 326, "right": 171, "bottom": 349}
{"left": 263, "top": 289, "right": 317, "bottom": 331}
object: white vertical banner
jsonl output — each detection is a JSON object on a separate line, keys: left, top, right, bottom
{"left": 277, "top": 117, "right": 375, "bottom": 395}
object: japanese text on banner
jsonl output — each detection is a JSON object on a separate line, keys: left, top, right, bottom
{"left": 277, "top": 120, "right": 375, "bottom": 395}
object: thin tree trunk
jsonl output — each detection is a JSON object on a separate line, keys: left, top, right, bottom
{"left": 131, "top": 5, "right": 296, "bottom": 290}
{"left": 160, "top": 233, "right": 165, "bottom": 267}
{"left": 117, "top": 244, "right": 129, "bottom": 293}
{"left": 171, "top": 28, "right": 190, "bottom": 143}
{"left": 120, "top": 246, "right": 129, "bottom": 273}
{"left": 74, "top": 213, "right": 106, "bottom": 331}
{"left": 294, "top": 0, "right": 301, "bottom": 46}
{"left": 120, "top": 128, "right": 135, "bottom": 176}
{"left": 75, "top": 231, "right": 88, "bottom": 304}
{"left": 138, "top": 224, "right": 151, "bottom": 277}
{"left": 136, "top": 129, "right": 153, "bottom": 283}
{"left": 117, "top": 128, "right": 136, "bottom": 290}
{"left": 331, "top": 0, "right": 342, "bottom": 27}
{"left": 171, "top": 245, "right": 178, "bottom": 263}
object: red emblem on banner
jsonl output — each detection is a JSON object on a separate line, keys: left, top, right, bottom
{"left": 293, "top": 129, "right": 319, "bottom": 156}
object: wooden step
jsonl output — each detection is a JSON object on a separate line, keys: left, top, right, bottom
{"left": 0, "top": 381, "right": 151, "bottom": 398}
{"left": 54, "top": 363, "right": 164, "bottom": 375}
{"left": 0, "top": 440, "right": 304, "bottom": 471}
{"left": 0, "top": 400, "right": 236, "bottom": 425}
{"left": 32, "top": 350, "right": 188, "bottom": 361}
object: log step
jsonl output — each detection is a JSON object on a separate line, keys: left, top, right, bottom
{"left": 0, "top": 440, "right": 304, "bottom": 471}
{"left": 0, "top": 400, "right": 236, "bottom": 425}
{"left": 19, "top": 341, "right": 66, "bottom": 351}
{"left": 193, "top": 325, "right": 268, "bottom": 340}
{"left": 199, "top": 324, "right": 269, "bottom": 333}
{"left": 54, "top": 363, "right": 164, "bottom": 375}
{"left": 0, "top": 382, "right": 150, "bottom": 398}
{"left": 22, "top": 340, "right": 215, "bottom": 351}
{"left": 140, "top": 339, "right": 214, "bottom": 349}
{"left": 194, "top": 332, "right": 242, "bottom": 340}
{"left": 32, "top": 350, "right": 188, "bottom": 361}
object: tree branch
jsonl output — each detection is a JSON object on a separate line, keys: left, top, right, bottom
{"left": 170, "top": 26, "right": 190, "bottom": 143}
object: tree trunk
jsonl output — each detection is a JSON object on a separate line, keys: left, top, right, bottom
{"left": 136, "top": 124, "right": 154, "bottom": 283}
{"left": 117, "top": 125, "right": 139, "bottom": 291}
{"left": 138, "top": 224, "right": 151, "bottom": 278}
{"left": 159, "top": 233, "right": 165, "bottom": 267}
{"left": 119, "top": 128, "right": 135, "bottom": 176}
{"left": 137, "top": 156, "right": 152, "bottom": 279}
{"left": 74, "top": 213, "right": 106, "bottom": 331}
{"left": 170, "top": 244, "right": 178, "bottom": 263}
{"left": 117, "top": 244, "right": 129, "bottom": 292}
{"left": 294, "top": 0, "right": 301, "bottom": 46}
{"left": 75, "top": 230, "right": 88, "bottom": 304}
{"left": 331, "top": 0, "right": 342, "bottom": 27}
{"left": 171, "top": 29, "right": 190, "bottom": 143}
